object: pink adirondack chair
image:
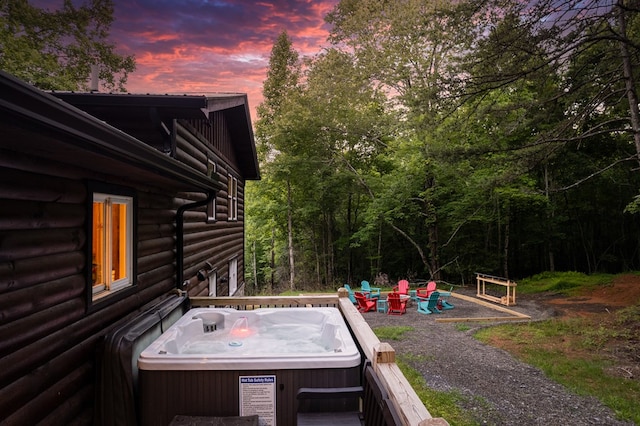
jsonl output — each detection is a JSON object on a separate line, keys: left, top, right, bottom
{"left": 416, "top": 280, "right": 437, "bottom": 298}
{"left": 392, "top": 279, "right": 410, "bottom": 296}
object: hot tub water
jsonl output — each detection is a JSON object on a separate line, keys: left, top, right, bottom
{"left": 139, "top": 307, "right": 360, "bottom": 370}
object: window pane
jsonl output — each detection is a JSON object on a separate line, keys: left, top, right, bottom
{"left": 91, "top": 191, "right": 133, "bottom": 300}
{"left": 92, "top": 201, "right": 105, "bottom": 287}
{"left": 111, "top": 202, "right": 128, "bottom": 281}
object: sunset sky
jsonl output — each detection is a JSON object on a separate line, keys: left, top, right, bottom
{"left": 39, "top": 0, "right": 340, "bottom": 120}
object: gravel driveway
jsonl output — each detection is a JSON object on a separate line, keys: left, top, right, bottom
{"left": 361, "top": 289, "right": 633, "bottom": 426}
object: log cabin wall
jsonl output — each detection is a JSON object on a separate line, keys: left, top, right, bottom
{"left": 0, "top": 149, "right": 181, "bottom": 425}
{"left": 175, "top": 117, "right": 246, "bottom": 297}
{"left": 0, "top": 75, "right": 258, "bottom": 425}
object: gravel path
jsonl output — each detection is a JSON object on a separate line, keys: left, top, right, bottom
{"left": 361, "top": 289, "right": 633, "bottom": 426}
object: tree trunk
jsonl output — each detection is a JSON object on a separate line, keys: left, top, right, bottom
{"left": 544, "top": 164, "right": 555, "bottom": 272}
{"left": 287, "top": 179, "right": 295, "bottom": 290}
{"left": 347, "top": 193, "right": 353, "bottom": 284}
{"left": 503, "top": 205, "right": 510, "bottom": 279}
{"left": 377, "top": 222, "right": 382, "bottom": 273}
{"left": 326, "top": 212, "right": 334, "bottom": 285}
{"left": 312, "top": 228, "right": 321, "bottom": 285}
{"left": 617, "top": 0, "right": 640, "bottom": 166}
{"left": 425, "top": 175, "right": 440, "bottom": 279}
{"left": 252, "top": 240, "right": 257, "bottom": 290}
{"left": 270, "top": 228, "right": 275, "bottom": 293}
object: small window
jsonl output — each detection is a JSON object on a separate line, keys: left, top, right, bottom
{"left": 207, "top": 160, "right": 217, "bottom": 222}
{"left": 228, "top": 257, "right": 238, "bottom": 295}
{"left": 227, "top": 174, "right": 238, "bottom": 221}
{"left": 208, "top": 270, "right": 217, "bottom": 297}
{"left": 91, "top": 192, "right": 134, "bottom": 301}
{"left": 207, "top": 195, "right": 217, "bottom": 222}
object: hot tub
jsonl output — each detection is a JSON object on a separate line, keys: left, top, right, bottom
{"left": 138, "top": 307, "right": 362, "bottom": 426}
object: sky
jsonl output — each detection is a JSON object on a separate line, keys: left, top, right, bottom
{"left": 39, "top": 0, "right": 340, "bottom": 120}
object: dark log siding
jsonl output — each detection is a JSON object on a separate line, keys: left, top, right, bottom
{"left": 175, "top": 118, "right": 246, "bottom": 298}
{"left": 184, "top": 111, "right": 238, "bottom": 166}
{"left": 0, "top": 106, "right": 250, "bottom": 424}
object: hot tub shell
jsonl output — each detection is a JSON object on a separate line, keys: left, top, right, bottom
{"left": 138, "top": 307, "right": 362, "bottom": 426}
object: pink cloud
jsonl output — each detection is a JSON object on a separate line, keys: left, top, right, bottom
{"left": 32, "top": 0, "right": 339, "bottom": 120}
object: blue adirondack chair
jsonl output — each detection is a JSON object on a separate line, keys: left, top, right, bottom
{"left": 360, "top": 280, "right": 381, "bottom": 299}
{"left": 343, "top": 284, "right": 357, "bottom": 304}
{"left": 417, "top": 291, "right": 443, "bottom": 314}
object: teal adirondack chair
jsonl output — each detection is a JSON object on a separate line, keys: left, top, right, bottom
{"left": 343, "top": 284, "right": 357, "bottom": 304}
{"left": 417, "top": 291, "right": 443, "bottom": 314}
{"left": 360, "top": 280, "right": 381, "bottom": 299}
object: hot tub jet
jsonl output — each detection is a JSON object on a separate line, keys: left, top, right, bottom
{"left": 229, "top": 316, "right": 253, "bottom": 338}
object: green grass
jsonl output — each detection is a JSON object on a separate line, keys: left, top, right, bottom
{"left": 372, "top": 325, "right": 414, "bottom": 340}
{"left": 454, "top": 323, "right": 471, "bottom": 332}
{"left": 516, "top": 271, "right": 617, "bottom": 295}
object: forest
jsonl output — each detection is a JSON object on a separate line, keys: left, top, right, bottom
{"left": 245, "top": 0, "right": 640, "bottom": 293}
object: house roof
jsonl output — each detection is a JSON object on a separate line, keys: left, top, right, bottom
{"left": 51, "top": 91, "right": 260, "bottom": 180}
{"left": 0, "top": 71, "right": 260, "bottom": 191}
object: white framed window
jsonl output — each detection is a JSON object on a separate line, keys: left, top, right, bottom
{"left": 207, "top": 194, "right": 217, "bottom": 223}
{"left": 207, "top": 160, "right": 217, "bottom": 222}
{"left": 228, "top": 258, "right": 238, "bottom": 295}
{"left": 91, "top": 192, "right": 133, "bottom": 300}
{"left": 208, "top": 270, "right": 217, "bottom": 297}
{"left": 227, "top": 174, "right": 238, "bottom": 221}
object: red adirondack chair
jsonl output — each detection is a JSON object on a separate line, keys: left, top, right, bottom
{"left": 354, "top": 291, "right": 377, "bottom": 313}
{"left": 387, "top": 292, "right": 407, "bottom": 315}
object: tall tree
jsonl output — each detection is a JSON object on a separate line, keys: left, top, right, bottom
{"left": 326, "top": 0, "right": 480, "bottom": 279}
{"left": 254, "top": 31, "right": 301, "bottom": 291}
{"left": 461, "top": 0, "right": 640, "bottom": 273}
{"left": 0, "top": 0, "right": 135, "bottom": 91}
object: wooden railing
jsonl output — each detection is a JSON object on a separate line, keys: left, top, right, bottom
{"left": 190, "top": 289, "right": 449, "bottom": 426}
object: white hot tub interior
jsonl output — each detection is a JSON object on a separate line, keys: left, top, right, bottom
{"left": 138, "top": 307, "right": 361, "bottom": 370}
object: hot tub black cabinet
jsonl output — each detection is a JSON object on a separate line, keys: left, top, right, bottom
{"left": 139, "top": 366, "right": 361, "bottom": 426}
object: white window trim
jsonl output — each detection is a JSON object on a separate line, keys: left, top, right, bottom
{"left": 208, "top": 270, "right": 217, "bottom": 297}
{"left": 228, "top": 257, "right": 238, "bottom": 295}
{"left": 207, "top": 160, "right": 217, "bottom": 222}
{"left": 227, "top": 174, "right": 238, "bottom": 221}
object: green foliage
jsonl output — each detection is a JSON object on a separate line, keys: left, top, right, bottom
{"left": 517, "top": 271, "right": 615, "bottom": 295}
{"left": 0, "top": 0, "right": 135, "bottom": 91}
{"left": 248, "top": 0, "right": 640, "bottom": 291}
{"left": 454, "top": 323, "right": 471, "bottom": 332}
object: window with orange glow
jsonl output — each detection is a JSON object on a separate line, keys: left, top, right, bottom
{"left": 92, "top": 193, "right": 133, "bottom": 299}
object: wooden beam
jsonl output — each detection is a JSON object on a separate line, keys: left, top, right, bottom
{"left": 338, "top": 297, "right": 381, "bottom": 361}
{"left": 434, "top": 292, "right": 530, "bottom": 323}
{"left": 435, "top": 316, "right": 529, "bottom": 323}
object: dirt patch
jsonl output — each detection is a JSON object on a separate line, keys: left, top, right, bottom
{"left": 540, "top": 274, "right": 640, "bottom": 317}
